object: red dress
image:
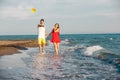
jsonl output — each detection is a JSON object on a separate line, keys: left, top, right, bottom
{"left": 50, "top": 29, "right": 61, "bottom": 43}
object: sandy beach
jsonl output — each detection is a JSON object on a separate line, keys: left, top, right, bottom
{"left": 0, "top": 40, "right": 38, "bottom": 56}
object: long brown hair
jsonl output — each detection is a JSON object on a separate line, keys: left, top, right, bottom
{"left": 54, "top": 23, "right": 59, "bottom": 29}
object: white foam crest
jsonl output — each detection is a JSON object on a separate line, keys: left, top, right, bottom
{"left": 84, "top": 45, "right": 104, "bottom": 56}
{"left": 109, "top": 38, "right": 113, "bottom": 40}
{"left": 67, "top": 45, "right": 86, "bottom": 52}
{"left": 61, "top": 39, "right": 70, "bottom": 45}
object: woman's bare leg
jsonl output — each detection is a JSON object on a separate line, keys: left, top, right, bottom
{"left": 54, "top": 43, "right": 59, "bottom": 55}
{"left": 57, "top": 43, "right": 60, "bottom": 53}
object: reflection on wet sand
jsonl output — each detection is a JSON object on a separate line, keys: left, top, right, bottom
{"left": 52, "top": 54, "right": 61, "bottom": 69}
{"left": 31, "top": 53, "right": 62, "bottom": 79}
{"left": 34, "top": 53, "right": 47, "bottom": 69}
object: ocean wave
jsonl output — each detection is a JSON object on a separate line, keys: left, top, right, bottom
{"left": 66, "top": 45, "right": 104, "bottom": 56}
{"left": 83, "top": 45, "right": 104, "bottom": 56}
{"left": 67, "top": 45, "right": 120, "bottom": 61}
{"left": 61, "top": 39, "right": 70, "bottom": 45}
{"left": 72, "top": 45, "right": 120, "bottom": 66}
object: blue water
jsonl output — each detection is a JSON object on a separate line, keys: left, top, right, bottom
{"left": 0, "top": 34, "right": 120, "bottom": 80}
{"left": 0, "top": 35, "right": 37, "bottom": 40}
{"left": 1, "top": 34, "right": 119, "bottom": 54}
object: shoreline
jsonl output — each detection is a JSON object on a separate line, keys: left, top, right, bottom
{"left": 0, "top": 40, "right": 38, "bottom": 56}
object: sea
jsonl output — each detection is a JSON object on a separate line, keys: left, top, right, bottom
{"left": 0, "top": 34, "right": 120, "bottom": 80}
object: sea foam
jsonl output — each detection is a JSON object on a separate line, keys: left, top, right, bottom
{"left": 84, "top": 45, "right": 104, "bottom": 56}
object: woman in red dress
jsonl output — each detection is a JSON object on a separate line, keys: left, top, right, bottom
{"left": 49, "top": 23, "right": 61, "bottom": 55}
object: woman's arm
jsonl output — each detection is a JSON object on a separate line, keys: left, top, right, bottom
{"left": 47, "top": 29, "right": 53, "bottom": 37}
{"left": 57, "top": 28, "right": 60, "bottom": 32}
{"left": 55, "top": 28, "right": 60, "bottom": 32}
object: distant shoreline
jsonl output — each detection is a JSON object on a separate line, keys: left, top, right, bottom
{"left": 0, "top": 40, "right": 38, "bottom": 56}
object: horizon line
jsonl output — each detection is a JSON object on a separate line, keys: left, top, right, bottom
{"left": 0, "top": 33, "right": 120, "bottom": 36}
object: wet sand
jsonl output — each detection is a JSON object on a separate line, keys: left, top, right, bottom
{"left": 0, "top": 40, "right": 38, "bottom": 56}
{"left": 0, "top": 40, "right": 120, "bottom": 80}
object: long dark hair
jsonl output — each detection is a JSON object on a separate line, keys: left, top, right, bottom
{"left": 54, "top": 23, "right": 59, "bottom": 29}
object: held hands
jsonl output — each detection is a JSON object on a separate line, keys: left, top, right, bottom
{"left": 45, "top": 35, "right": 48, "bottom": 38}
{"left": 45, "top": 33, "right": 50, "bottom": 38}
{"left": 46, "top": 33, "right": 51, "bottom": 38}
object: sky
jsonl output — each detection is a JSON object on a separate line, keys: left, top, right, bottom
{"left": 0, "top": 0, "right": 120, "bottom": 35}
